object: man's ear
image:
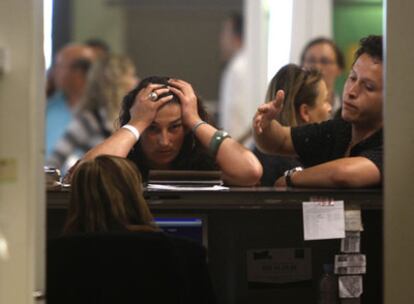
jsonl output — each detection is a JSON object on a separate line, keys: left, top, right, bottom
{"left": 299, "top": 103, "right": 311, "bottom": 123}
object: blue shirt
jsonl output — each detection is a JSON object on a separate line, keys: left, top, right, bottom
{"left": 45, "top": 91, "right": 72, "bottom": 158}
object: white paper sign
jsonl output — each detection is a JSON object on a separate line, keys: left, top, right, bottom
{"left": 302, "top": 201, "right": 345, "bottom": 240}
{"left": 246, "top": 248, "right": 312, "bottom": 284}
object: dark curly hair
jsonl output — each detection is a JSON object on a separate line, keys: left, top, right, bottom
{"left": 118, "top": 76, "right": 216, "bottom": 179}
{"left": 354, "top": 35, "right": 383, "bottom": 63}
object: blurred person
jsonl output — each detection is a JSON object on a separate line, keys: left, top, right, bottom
{"left": 84, "top": 38, "right": 111, "bottom": 59}
{"left": 218, "top": 13, "right": 252, "bottom": 144}
{"left": 301, "top": 37, "right": 345, "bottom": 116}
{"left": 254, "top": 64, "right": 332, "bottom": 186}
{"left": 81, "top": 76, "right": 262, "bottom": 186}
{"left": 254, "top": 35, "right": 383, "bottom": 188}
{"left": 47, "top": 55, "right": 138, "bottom": 171}
{"left": 46, "top": 44, "right": 95, "bottom": 158}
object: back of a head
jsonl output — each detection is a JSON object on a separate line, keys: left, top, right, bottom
{"left": 354, "top": 35, "right": 383, "bottom": 63}
{"left": 64, "top": 155, "right": 154, "bottom": 234}
{"left": 265, "top": 64, "right": 323, "bottom": 127}
{"left": 84, "top": 38, "right": 111, "bottom": 59}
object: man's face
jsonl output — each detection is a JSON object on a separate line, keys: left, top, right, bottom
{"left": 53, "top": 51, "right": 74, "bottom": 92}
{"left": 53, "top": 46, "right": 95, "bottom": 93}
{"left": 341, "top": 53, "right": 383, "bottom": 129}
{"left": 219, "top": 19, "right": 240, "bottom": 63}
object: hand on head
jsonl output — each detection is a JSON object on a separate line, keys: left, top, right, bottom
{"left": 168, "top": 79, "right": 201, "bottom": 129}
{"left": 253, "top": 90, "right": 285, "bottom": 134}
{"left": 129, "top": 83, "right": 173, "bottom": 128}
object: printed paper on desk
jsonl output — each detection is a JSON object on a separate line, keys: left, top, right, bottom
{"left": 302, "top": 201, "right": 345, "bottom": 240}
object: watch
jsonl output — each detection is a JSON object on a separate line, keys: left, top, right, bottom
{"left": 284, "top": 166, "right": 303, "bottom": 187}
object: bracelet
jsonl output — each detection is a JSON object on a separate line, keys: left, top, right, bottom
{"left": 122, "top": 124, "right": 140, "bottom": 141}
{"left": 209, "top": 130, "right": 231, "bottom": 157}
{"left": 284, "top": 166, "right": 303, "bottom": 187}
{"left": 192, "top": 120, "right": 208, "bottom": 134}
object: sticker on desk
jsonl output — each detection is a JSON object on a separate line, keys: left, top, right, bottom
{"left": 335, "top": 254, "right": 366, "bottom": 275}
{"left": 246, "top": 248, "right": 311, "bottom": 284}
{"left": 345, "top": 208, "right": 363, "bottom": 231}
{"left": 339, "top": 275, "right": 363, "bottom": 298}
{"left": 341, "top": 231, "right": 361, "bottom": 253}
{"left": 302, "top": 200, "right": 345, "bottom": 240}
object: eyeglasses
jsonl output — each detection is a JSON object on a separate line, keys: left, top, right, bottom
{"left": 303, "top": 57, "right": 336, "bottom": 66}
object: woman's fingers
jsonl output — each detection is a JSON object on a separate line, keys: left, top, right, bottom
{"left": 168, "top": 86, "right": 184, "bottom": 98}
{"left": 154, "top": 94, "right": 173, "bottom": 107}
{"left": 168, "top": 79, "right": 195, "bottom": 96}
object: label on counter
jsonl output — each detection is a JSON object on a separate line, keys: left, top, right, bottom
{"left": 246, "top": 248, "right": 312, "bottom": 284}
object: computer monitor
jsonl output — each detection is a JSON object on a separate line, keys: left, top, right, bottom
{"left": 154, "top": 214, "right": 208, "bottom": 248}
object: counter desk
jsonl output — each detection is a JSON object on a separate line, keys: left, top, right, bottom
{"left": 48, "top": 187, "right": 383, "bottom": 304}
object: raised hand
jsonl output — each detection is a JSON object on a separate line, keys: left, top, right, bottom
{"left": 253, "top": 90, "right": 285, "bottom": 134}
{"left": 168, "top": 79, "right": 201, "bottom": 129}
{"left": 129, "top": 83, "right": 173, "bottom": 130}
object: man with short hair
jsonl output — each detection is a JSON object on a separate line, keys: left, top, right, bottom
{"left": 253, "top": 35, "right": 383, "bottom": 188}
{"left": 46, "top": 44, "right": 95, "bottom": 157}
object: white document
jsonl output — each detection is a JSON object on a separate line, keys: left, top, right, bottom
{"left": 146, "top": 184, "right": 229, "bottom": 191}
{"left": 302, "top": 201, "right": 345, "bottom": 240}
{"left": 246, "top": 248, "right": 312, "bottom": 284}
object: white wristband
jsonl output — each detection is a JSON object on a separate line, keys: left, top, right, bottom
{"left": 122, "top": 124, "right": 140, "bottom": 141}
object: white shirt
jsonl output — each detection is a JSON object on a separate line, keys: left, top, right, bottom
{"left": 218, "top": 49, "right": 252, "bottom": 144}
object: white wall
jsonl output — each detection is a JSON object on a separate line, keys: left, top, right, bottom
{"left": 244, "top": 0, "right": 333, "bottom": 112}
{"left": 72, "top": 0, "right": 125, "bottom": 54}
{"left": 0, "top": 0, "right": 45, "bottom": 303}
{"left": 290, "top": 0, "right": 333, "bottom": 64}
{"left": 384, "top": 0, "right": 414, "bottom": 303}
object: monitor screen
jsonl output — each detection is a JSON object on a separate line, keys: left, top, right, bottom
{"left": 154, "top": 215, "right": 207, "bottom": 248}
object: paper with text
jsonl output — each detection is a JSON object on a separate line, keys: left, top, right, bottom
{"left": 302, "top": 201, "right": 345, "bottom": 240}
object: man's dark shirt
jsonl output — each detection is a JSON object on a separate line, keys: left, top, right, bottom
{"left": 291, "top": 118, "right": 383, "bottom": 177}
{"left": 253, "top": 147, "right": 301, "bottom": 186}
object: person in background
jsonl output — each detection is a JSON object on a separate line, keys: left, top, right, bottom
{"left": 254, "top": 35, "right": 383, "bottom": 188}
{"left": 301, "top": 37, "right": 345, "bottom": 116}
{"left": 47, "top": 55, "right": 138, "bottom": 171}
{"left": 82, "top": 76, "right": 262, "bottom": 186}
{"left": 46, "top": 44, "right": 96, "bottom": 158}
{"left": 84, "top": 38, "right": 111, "bottom": 59}
{"left": 254, "top": 64, "right": 332, "bottom": 186}
{"left": 218, "top": 13, "right": 252, "bottom": 145}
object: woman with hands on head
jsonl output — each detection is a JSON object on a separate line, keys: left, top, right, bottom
{"left": 83, "top": 76, "right": 262, "bottom": 186}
